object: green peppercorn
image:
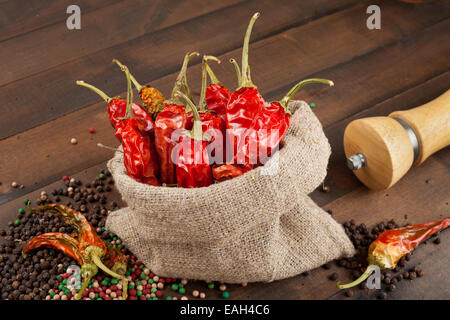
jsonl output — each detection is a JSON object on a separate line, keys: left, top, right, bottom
{"left": 222, "top": 291, "right": 230, "bottom": 299}
{"left": 99, "top": 173, "right": 106, "bottom": 179}
{"left": 310, "top": 102, "right": 316, "bottom": 108}
{"left": 23, "top": 198, "right": 30, "bottom": 205}
{"left": 179, "top": 287, "right": 186, "bottom": 294}
{"left": 18, "top": 208, "right": 25, "bottom": 214}
{"left": 14, "top": 220, "right": 20, "bottom": 226}
{"left": 140, "top": 273, "right": 146, "bottom": 280}
{"left": 207, "top": 282, "right": 214, "bottom": 289}
{"left": 171, "top": 284, "right": 178, "bottom": 291}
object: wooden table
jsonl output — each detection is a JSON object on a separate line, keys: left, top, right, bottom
{"left": 0, "top": 0, "right": 448, "bottom": 300}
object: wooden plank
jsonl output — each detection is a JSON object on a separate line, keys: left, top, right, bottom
{"left": 1, "top": 5, "right": 449, "bottom": 204}
{"left": 1, "top": 1, "right": 448, "bottom": 140}
{"left": 0, "top": 0, "right": 359, "bottom": 139}
{"left": 0, "top": 0, "right": 244, "bottom": 86}
{"left": 0, "top": 0, "right": 122, "bottom": 42}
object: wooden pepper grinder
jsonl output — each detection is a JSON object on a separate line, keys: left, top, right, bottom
{"left": 344, "top": 90, "right": 450, "bottom": 190}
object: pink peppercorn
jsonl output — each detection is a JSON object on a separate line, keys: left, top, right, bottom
{"left": 110, "top": 285, "right": 117, "bottom": 292}
{"left": 89, "top": 127, "right": 95, "bottom": 133}
{"left": 99, "top": 292, "right": 106, "bottom": 298}
{"left": 129, "top": 289, "right": 137, "bottom": 296}
{"left": 62, "top": 176, "right": 69, "bottom": 181}
{"left": 155, "top": 290, "right": 162, "bottom": 298}
{"left": 82, "top": 290, "right": 88, "bottom": 297}
{"left": 94, "top": 287, "right": 100, "bottom": 293}
{"left": 116, "top": 290, "right": 122, "bottom": 296}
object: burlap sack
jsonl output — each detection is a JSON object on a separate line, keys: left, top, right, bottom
{"left": 106, "top": 100, "right": 355, "bottom": 283}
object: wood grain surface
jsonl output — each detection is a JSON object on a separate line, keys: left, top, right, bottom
{"left": 0, "top": 0, "right": 448, "bottom": 300}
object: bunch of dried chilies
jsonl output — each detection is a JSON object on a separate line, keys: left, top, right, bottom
{"left": 76, "top": 12, "right": 334, "bottom": 188}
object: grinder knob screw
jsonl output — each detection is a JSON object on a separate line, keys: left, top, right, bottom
{"left": 347, "top": 153, "right": 367, "bottom": 170}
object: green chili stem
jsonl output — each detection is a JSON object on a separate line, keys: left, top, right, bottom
{"left": 113, "top": 59, "right": 143, "bottom": 92}
{"left": 199, "top": 55, "right": 221, "bottom": 112}
{"left": 86, "top": 246, "right": 128, "bottom": 300}
{"left": 123, "top": 66, "right": 134, "bottom": 119}
{"left": 240, "top": 12, "right": 260, "bottom": 88}
{"left": 167, "top": 52, "right": 199, "bottom": 105}
{"left": 279, "top": 78, "right": 334, "bottom": 111}
{"left": 76, "top": 81, "right": 112, "bottom": 103}
{"left": 230, "top": 59, "right": 242, "bottom": 88}
{"left": 205, "top": 61, "right": 221, "bottom": 86}
{"left": 176, "top": 91, "right": 203, "bottom": 141}
{"left": 76, "top": 273, "right": 93, "bottom": 300}
{"left": 337, "top": 264, "right": 378, "bottom": 289}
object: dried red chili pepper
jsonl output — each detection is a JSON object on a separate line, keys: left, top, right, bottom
{"left": 22, "top": 204, "right": 128, "bottom": 299}
{"left": 212, "top": 164, "right": 253, "bottom": 182}
{"left": 186, "top": 56, "right": 227, "bottom": 164}
{"left": 203, "top": 58, "right": 231, "bottom": 122}
{"left": 154, "top": 52, "right": 199, "bottom": 185}
{"left": 227, "top": 13, "right": 333, "bottom": 167}
{"left": 113, "top": 59, "right": 165, "bottom": 117}
{"left": 115, "top": 65, "right": 160, "bottom": 186}
{"left": 337, "top": 218, "right": 449, "bottom": 289}
{"left": 175, "top": 91, "right": 213, "bottom": 188}
{"left": 76, "top": 80, "right": 155, "bottom": 134}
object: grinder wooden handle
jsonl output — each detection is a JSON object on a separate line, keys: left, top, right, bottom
{"left": 344, "top": 90, "right": 450, "bottom": 190}
{"left": 389, "top": 90, "right": 450, "bottom": 165}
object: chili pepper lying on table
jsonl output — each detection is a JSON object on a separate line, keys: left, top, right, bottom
{"left": 76, "top": 80, "right": 155, "bottom": 134}
{"left": 214, "top": 13, "right": 334, "bottom": 180}
{"left": 337, "top": 217, "right": 450, "bottom": 289}
{"left": 175, "top": 90, "right": 213, "bottom": 188}
{"left": 114, "top": 64, "right": 160, "bottom": 186}
{"left": 154, "top": 52, "right": 199, "bottom": 185}
{"left": 22, "top": 204, "right": 128, "bottom": 300}
{"left": 186, "top": 56, "right": 227, "bottom": 164}
{"left": 113, "top": 59, "right": 165, "bottom": 118}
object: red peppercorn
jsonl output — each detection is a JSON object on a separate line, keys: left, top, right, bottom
{"left": 155, "top": 290, "right": 163, "bottom": 298}
{"left": 89, "top": 127, "right": 95, "bottom": 133}
{"left": 129, "top": 289, "right": 137, "bottom": 296}
{"left": 99, "top": 292, "right": 105, "bottom": 298}
{"left": 116, "top": 290, "right": 122, "bottom": 297}
{"left": 62, "top": 176, "right": 69, "bottom": 181}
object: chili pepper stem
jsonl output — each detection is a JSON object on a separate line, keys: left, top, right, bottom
{"left": 199, "top": 55, "right": 221, "bottom": 112}
{"left": 167, "top": 52, "right": 199, "bottom": 105}
{"left": 230, "top": 59, "right": 242, "bottom": 88}
{"left": 176, "top": 91, "right": 207, "bottom": 141}
{"left": 76, "top": 81, "right": 112, "bottom": 103}
{"left": 76, "top": 263, "right": 98, "bottom": 300}
{"left": 280, "top": 78, "right": 334, "bottom": 112}
{"left": 204, "top": 60, "right": 222, "bottom": 86}
{"left": 337, "top": 264, "right": 378, "bottom": 289}
{"left": 240, "top": 12, "right": 260, "bottom": 88}
{"left": 113, "top": 59, "right": 143, "bottom": 92}
{"left": 85, "top": 246, "right": 128, "bottom": 299}
{"left": 75, "top": 273, "right": 93, "bottom": 300}
{"left": 122, "top": 66, "right": 135, "bottom": 119}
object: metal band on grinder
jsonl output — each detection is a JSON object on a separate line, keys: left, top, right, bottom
{"left": 393, "top": 117, "right": 420, "bottom": 163}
